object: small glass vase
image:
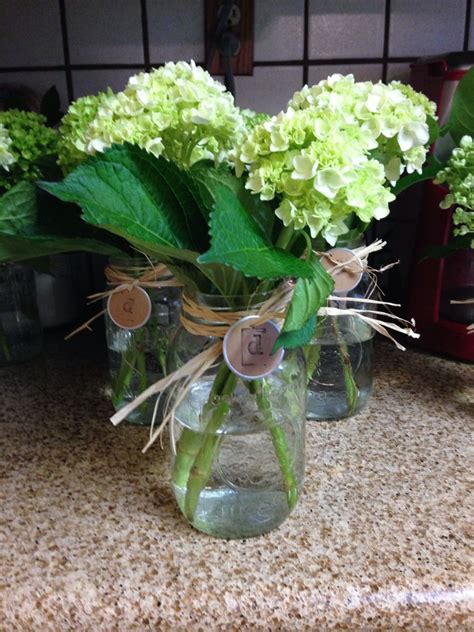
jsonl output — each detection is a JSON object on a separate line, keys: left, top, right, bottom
{"left": 0, "top": 263, "right": 42, "bottom": 366}
{"left": 167, "top": 292, "right": 307, "bottom": 539}
{"left": 104, "top": 258, "right": 181, "bottom": 425}
{"left": 306, "top": 276, "right": 375, "bottom": 421}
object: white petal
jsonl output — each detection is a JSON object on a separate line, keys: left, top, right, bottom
{"left": 291, "top": 155, "right": 317, "bottom": 180}
{"left": 398, "top": 122, "right": 429, "bottom": 152}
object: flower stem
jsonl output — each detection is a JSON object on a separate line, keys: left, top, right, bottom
{"left": 112, "top": 346, "right": 136, "bottom": 408}
{"left": 112, "top": 338, "right": 149, "bottom": 416}
{"left": 172, "top": 361, "right": 233, "bottom": 490}
{"left": 251, "top": 380, "right": 299, "bottom": 509}
{"left": 303, "top": 341, "right": 322, "bottom": 385}
{"left": 275, "top": 223, "right": 296, "bottom": 250}
{"left": 330, "top": 316, "right": 358, "bottom": 415}
{"left": 182, "top": 365, "right": 238, "bottom": 521}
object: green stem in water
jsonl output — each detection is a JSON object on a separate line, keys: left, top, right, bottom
{"left": 172, "top": 361, "right": 233, "bottom": 491}
{"left": 250, "top": 380, "right": 299, "bottom": 509}
{"left": 183, "top": 365, "right": 238, "bottom": 521}
{"left": 112, "top": 336, "right": 149, "bottom": 416}
{"left": 112, "top": 345, "right": 136, "bottom": 408}
{"left": 303, "top": 342, "right": 322, "bottom": 385}
{"left": 135, "top": 346, "right": 150, "bottom": 415}
{"left": 330, "top": 316, "right": 359, "bottom": 415}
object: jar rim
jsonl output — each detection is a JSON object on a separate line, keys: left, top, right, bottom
{"left": 188, "top": 288, "right": 277, "bottom": 312}
{"left": 106, "top": 256, "right": 173, "bottom": 282}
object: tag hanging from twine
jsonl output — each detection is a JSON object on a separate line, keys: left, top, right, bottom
{"left": 65, "top": 261, "right": 182, "bottom": 340}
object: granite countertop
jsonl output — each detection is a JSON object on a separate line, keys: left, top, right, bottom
{"left": 1, "top": 332, "right": 473, "bottom": 630}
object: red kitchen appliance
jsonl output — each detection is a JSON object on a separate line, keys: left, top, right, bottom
{"left": 407, "top": 52, "right": 474, "bottom": 362}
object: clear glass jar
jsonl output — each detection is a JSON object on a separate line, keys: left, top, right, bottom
{"left": 306, "top": 271, "right": 376, "bottom": 421}
{"left": 167, "top": 292, "right": 307, "bottom": 539}
{"left": 0, "top": 263, "right": 42, "bottom": 365}
{"left": 306, "top": 313, "right": 374, "bottom": 421}
{"left": 104, "top": 258, "right": 181, "bottom": 425}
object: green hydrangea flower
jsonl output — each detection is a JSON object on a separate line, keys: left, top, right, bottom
{"left": 435, "top": 135, "right": 474, "bottom": 247}
{"left": 237, "top": 74, "right": 436, "bottom": 244}
{"left": 58, "top": 91, "right": 113, "bottom": 174}
{"left": 84, "top": 60, "right": 245, "bottom": 168}
{"left": 0, "top": 110, "right": 58, "bottom": 191}
{"left": 0, "top": 123, "right": 15, "bottom": 171}
{"left": 240, "top": 108, "right": 270, "bottom": 131}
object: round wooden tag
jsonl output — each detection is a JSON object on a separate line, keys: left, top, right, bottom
{"left": 320, "top": 248, "right": 364, "bottom": 294}
{"left": 223, "top": 316, "right": 285, "bottom": 380}
{"left": 107, "top": 285, "right": 152, "bottom": 330}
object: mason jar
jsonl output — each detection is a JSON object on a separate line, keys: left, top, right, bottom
{"left": 104, "top": 257, "right": 181, "bottom": 425}
{"left": 167, "top": 292, "right": 307, "bottom": 539}
{"left": 306, "top": 271, "right": 376, "bottom": 421}
{"left": 0, "top": 263, "right": 42, "bottom": 365}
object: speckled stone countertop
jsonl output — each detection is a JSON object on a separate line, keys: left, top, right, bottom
{"left": 1, "top": 332, "right": 473, "bottom": 630}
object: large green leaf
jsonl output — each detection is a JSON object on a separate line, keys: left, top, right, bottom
{"left": 190, "top": 161, "right": 275, "bottom": 237}
{"left": 281, "top": 256, "right": 334, "bottom": 332}
{"left": 0, "top": 234, "right": 121, "bottom": 263}
{"left": 427, "top": 115, "right": 440, "bottom": 144}
{"left": 0, "top": 183, "right": 125, "bottom": 263}
{"left": 198, "top": 185, "right": 313, "bottom": 280}
{"left": 0, "top": 181, "right": 37, "bottom": 233}
{"left": 273, "top": 252, "right": 334, "bottom": 350}
{"left": 40, "top": 144, "right": 209, "bottom": 257}
{"left": 448, "top": 67, "right": 474, "bottom": 144}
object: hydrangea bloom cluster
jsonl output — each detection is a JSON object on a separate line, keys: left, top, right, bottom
{"left": 0, "top": 110, "right": 57, "bottom": 191}
{"left": 435, "top": 135, "right": 474, "bottom": 247}
{"left": 0, "top": 123, "right": 15, "bottom": 171}
{"left": 83, "top": 61, "right": 245, "bottom": 168}
{"left": 58, "top": 91, "right": 112, "bottom": 174}
{"left": 237, "top": 74, "right": 436, "bottom": 243}
{"left": 288, "top": 75, "right": 435, "bottom": 181}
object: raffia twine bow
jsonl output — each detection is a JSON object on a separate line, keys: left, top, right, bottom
{"left": 110, "top": 240, "right": 419, "bottom": 453}
{"left": 64, "top": 261, "right": 181, "bottom": 340}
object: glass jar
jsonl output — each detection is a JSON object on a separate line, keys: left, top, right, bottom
{"left": 167, "top": 292, "right": 307, "bottom": 539}
{"left": 35, "top": 253, "right": 90, "bottom": 328}
{"left": 306, "top": 269, "right": 376, "bottom": 421}
{"left": 104, "top": 258, "right": 181, "bottom": 425}
{"left": 306, "top": 312, "right": 375, "bottom": 421}
{"left": 0, "top": 263, "right": 42, "bottom": 365}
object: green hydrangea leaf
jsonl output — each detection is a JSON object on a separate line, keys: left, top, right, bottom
{"left": 427, "top": 115, "right": 440, "bottom": 143}
{"left": 0, "top": 184, "right": 125, "bottom": 263}
{"left": 273, "top": 314, "right": 317, "bottom": 352}
{"left": 0, "top": 234, "right": 122, "bottom": 264}
{"left": 273, "top": 253, "right": 334, "bottom": 350}
{"left": 282, "top": 256, "right": 334, "bottom": 332}
{"left": 0, "top": 181, "right": 37, "bottom": 233}
{"left": 198, "top": 184, "right": 313, "bottom": 280}
{"left": 40, "top": 144, "right": 209, "bottom": 261}
{"left": 448, "top": 67, "right": 474, "bottom": 144}
{"left": 191, "top": 161, "right": 275, "bottom": 237}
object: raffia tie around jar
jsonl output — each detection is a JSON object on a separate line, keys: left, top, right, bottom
{"left": 65, "top": 261, "right": 181, "bottom": 339}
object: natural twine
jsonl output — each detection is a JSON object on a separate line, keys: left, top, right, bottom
{"left": 65, "top": 262, "right": 181, "bottom": 340}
